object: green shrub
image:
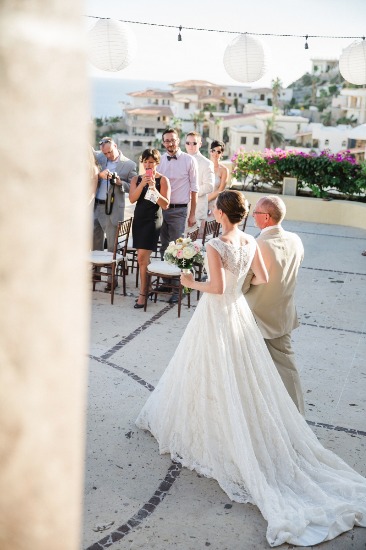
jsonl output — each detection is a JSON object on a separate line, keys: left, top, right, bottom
{"left": 231, "top": 148, "right": 366, "bottom": 199}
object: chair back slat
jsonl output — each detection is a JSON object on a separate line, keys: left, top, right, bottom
{"left": 186, "top": 227, "right": 199, "bottom": 241}
{"left": 202, "top": 220, "right": 220, "bottom": 245}
{"left": 115, "top": 217, "right": 133, "bottom": 258}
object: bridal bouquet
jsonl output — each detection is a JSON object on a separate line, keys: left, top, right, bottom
{"left": 164, "top": 237, "right": 205, "bottom": 293}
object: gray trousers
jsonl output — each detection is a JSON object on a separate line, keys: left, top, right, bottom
{"left": 264, "top": 333, "right": 305, "bottom": 415}
{"left": 160, "top": 207, "right": 188, "bottom": 290}
{"left": 93, "top": 202, "right": 122, "bottom": 252}
{"left": 160, "top": 206, "right": 188, "bottom": 258}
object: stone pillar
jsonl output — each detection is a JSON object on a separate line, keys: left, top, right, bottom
{"left": 0, "top": 2, "right": 90, "bottom": 550}
{"left": 283, "top": 177, "right": 298, "bottom": 196}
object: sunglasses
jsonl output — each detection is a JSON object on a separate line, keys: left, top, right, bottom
{"left": 211, "top": 149, "right": 223, "bottom": 154}
{"left": 186, "top": 141, "right": 198, "bottom": 145}
{"left": 99, "top": 138, "right": 112, "bottom": 145}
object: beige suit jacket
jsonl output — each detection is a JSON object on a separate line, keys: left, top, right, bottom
{"left": 244, "top": 227, "right": 304, "bottom": 339}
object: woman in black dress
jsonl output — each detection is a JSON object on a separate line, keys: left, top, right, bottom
{"left": 129, "top": 149, "right": 170, "bottom": 308}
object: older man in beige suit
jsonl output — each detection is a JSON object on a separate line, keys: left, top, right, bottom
{"left": 243, "top": 196, "right": 305, "bottom": 415}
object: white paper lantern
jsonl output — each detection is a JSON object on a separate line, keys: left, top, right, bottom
{"left": 339, "top": 40, "right": 366, "bottom": 85}
{"left": 223, "top": 34, "right": 266, "bottom": 83}
{"left": 88, "top": 19, "right": 137, "bottom": 72}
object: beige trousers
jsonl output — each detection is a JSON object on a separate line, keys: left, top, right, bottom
{"left": 264, "top": 333, "right": 305, "bottom": 415}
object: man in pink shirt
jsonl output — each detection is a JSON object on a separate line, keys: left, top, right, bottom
{"left": 157, "top": 128, "right": 198, "bottom": 303}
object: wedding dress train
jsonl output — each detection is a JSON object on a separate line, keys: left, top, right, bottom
{"left": 136, "top": 235, "right": 366, "bottom": 547}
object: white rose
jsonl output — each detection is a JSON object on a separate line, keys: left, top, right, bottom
{"left": 183, "top": 245, "right": 195, "bottom": 259}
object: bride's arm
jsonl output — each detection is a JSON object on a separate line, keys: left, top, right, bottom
{"left": 250, "top": 244, "right": 269, "bottom": 285}
{"left": 180, "top": 245, "right": 225, "bottom": 294}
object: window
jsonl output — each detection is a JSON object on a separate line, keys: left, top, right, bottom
{"left": 234, "top": 93, "right": 237, "bottom": 97}
{"left": 324, "top": 139, "right": 329, "bottom": 146}
{"left": 260, "top": 94, "right": 265, "bottom": 101}
{"left": 228, "top": 92, "right": 232, "bottom": 97}
{"left": 239, "top": 93, "right": 242, "bottom": 98}
{"left": 253, "top": 137, "right": 259, "bottom": 145}
{"left": 207, "top": 89, "right": 212, "bottom": 96}
{"left": 342, "top": 140, "right": 347, "bottom": 147}
{"left": 184, "top": 102, "right": 189, "bottom": 109}
{"left": 157, "top": 117, "right": 160, "bottom": 121}
{"left": 241, "top": 137, "right": 247, "bottom": 144}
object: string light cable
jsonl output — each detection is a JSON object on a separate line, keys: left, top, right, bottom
{"left": 85, "top": 15, "right": 365, "bottom": 45}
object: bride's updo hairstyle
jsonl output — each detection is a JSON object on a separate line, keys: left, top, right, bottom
{"left": 216, "top": 190, "right": 249, "bottom": 224}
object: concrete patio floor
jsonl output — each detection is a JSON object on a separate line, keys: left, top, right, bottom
{"left": 84, "top": 215, "right": 366, "bottom": 550}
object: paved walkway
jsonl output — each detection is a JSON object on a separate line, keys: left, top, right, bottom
{"left": 84, "top": 215, "right": 366, "bottom": 550}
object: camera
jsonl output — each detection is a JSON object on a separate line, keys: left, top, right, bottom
{"left": 110, "top": 172, "right": 118, "bottom": 185}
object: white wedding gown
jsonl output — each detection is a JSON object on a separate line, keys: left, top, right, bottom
{"left": 136, "top": 235, "right": 366, "bottom": 547}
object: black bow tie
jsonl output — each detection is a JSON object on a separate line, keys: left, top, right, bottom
{"left": 167, "top": 155, "right": 177, "bottom": 161}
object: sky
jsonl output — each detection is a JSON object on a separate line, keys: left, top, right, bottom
{"left": 84, "top": 0, "right": 366, "bottom": 89}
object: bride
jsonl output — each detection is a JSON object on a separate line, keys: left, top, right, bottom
{"left": 136, "top": 190, "right": 366, "bottom": 547}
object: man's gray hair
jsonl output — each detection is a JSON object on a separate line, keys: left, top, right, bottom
{"left": 259, "top": 196, "right": 286, "bottom": 223}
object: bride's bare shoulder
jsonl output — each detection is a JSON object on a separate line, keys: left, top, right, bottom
{"left": 240, "top": 233, "right": 255, "bottom": 246}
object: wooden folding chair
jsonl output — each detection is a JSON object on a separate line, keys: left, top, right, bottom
{"left": 143, "top": 261, "right": 191, "bottom": 318}
{"left": 90, "top": 217, "right": 132, "bottom": 304}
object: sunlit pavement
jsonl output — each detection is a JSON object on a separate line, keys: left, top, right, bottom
{"left": 83, "top": 214, "right": 366, "bottom": 550}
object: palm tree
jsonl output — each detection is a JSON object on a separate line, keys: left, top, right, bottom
{"left": 191, "top": 111, "right": 206, "bottom": 132}
{"left": 265, "top": 116, "right": 284, "bottom": 149}
{"left": 171, "top": 116, "right": 183, "bottom": 137}
{"left": 320, "top": 111, "right": 332, "bottom": 127}
{"left": 336, "top": 115, "right": 358, "bottom": 127}
{"left": 311, "top": 65, "right": 320, "bottom": 105}
{"left": 271, "top": 77, "right": 283, "bottom": 110}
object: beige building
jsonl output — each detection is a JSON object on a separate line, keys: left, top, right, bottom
{"left": 210, "top": 111, "right": 309, "bottom": 158}
{"left": 332, "top": 88, "right": 366, "bottom": 125}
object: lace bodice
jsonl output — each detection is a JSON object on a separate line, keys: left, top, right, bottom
{"left": 206, "top": 235, "right": 256, "bottom": 293}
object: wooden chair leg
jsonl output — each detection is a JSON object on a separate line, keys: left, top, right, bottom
{"left": 111, "top": 264, "right": 116, "bottom": 305}
{"left": 178, "top": 284, "right": 183, "bottom": 318}
{"left": 196, "top": 265, "right": 203, "bottom": 300}
{"left": 122, "top": 261, "right": 127, "bottom": 296}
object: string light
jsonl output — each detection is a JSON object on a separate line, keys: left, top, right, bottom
{"left": 84, "top": 15, "right": 364, "bottom": 42}
{"left": 304, "top": 35, "right": 309, "bottom": 49}
{"left": 178, "top": 25, "right": 182, "bottom": 42}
